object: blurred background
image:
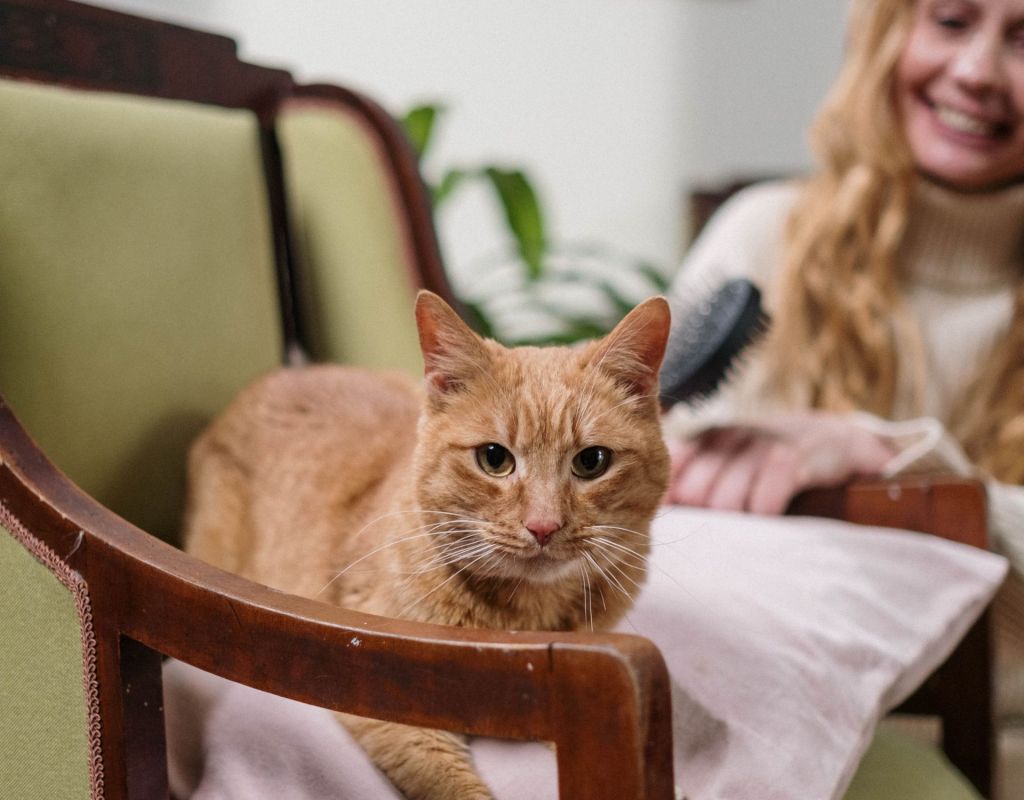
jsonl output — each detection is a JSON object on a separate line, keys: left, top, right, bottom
{"left": 86, "top": 0, "right": 847, "bottom": 336}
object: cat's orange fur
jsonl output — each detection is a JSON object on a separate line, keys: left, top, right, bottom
{"left": 183, "top": 291, "right": 671, "bottom": 799}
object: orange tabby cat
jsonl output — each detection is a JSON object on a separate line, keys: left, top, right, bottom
{"left": 183, "top": 290, "right": 671, "bottom": 799}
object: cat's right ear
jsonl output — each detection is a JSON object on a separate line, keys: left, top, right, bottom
{"left": 589, "top": 295, "right": 671, "bottom": 398}
{"left": 415, "top": 291, "right": 489, "bottom": 401}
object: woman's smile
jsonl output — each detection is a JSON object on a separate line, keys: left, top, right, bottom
{"left": 898, "top": 0, "right": 1024, "bottom": 189}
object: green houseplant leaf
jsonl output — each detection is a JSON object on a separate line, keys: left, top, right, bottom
{"left": 399, "top": 101, "right": 669, "bottom": 346}
{"left": 433, "top": 168, "right": 468, "bottom": 207}
{"left": 483, "top": 167, "right": 547, "bottom": 281}
{"left": 402, "top": 104, "right": 441, "bottom": 161}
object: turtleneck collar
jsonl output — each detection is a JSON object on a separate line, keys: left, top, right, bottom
{"left": 898, "top": 176, "right": 1024, "bottom": 292}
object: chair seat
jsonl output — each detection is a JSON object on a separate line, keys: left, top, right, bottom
{"left": 845, "top": 726, "right": 981, "bottom": 800}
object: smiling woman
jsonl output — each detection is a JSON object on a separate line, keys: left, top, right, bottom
{"left": 899, "top": 0, "right": 1024, "bottom": 189}
{"left": 665, "top": 0, "right": 1024, "bottom": 526}
{"left": 662, "top": 0, "right": 1024, "bottom": 796}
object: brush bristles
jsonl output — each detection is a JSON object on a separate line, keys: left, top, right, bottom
{"left": 659, "top": 278, "right": 769, "bottom": 408}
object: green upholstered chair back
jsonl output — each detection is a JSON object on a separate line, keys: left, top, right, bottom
{"left": 0, "top": 511, "right": 96, "bottom": 800}
{"left": 0, "top": 78, "right": 284, "bottom": 543}
{"left": 0, "top": 57, "right": 455, "bottom": 548}
{"left": 279, "top": 101, "right": 424, "bottom": 375}
{"left": 0, "top": 8, "right": 456, "bottom": 795}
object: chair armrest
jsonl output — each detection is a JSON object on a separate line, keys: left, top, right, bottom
{"left": 789, "top": 475, "right": 987, "bottom": 548}
{"left": 0, "top": 399, "right": 674, "bottom": 800}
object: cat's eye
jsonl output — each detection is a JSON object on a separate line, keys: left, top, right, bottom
{"left": 476, "top": 443, "right": 515, "bottom": 477}
{"left": 571, "top": 446, "right": 611, "bottom": 479}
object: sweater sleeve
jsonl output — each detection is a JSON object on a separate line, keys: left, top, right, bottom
{"left": 664, "top": 182, "right": 1024, "bottom": 576}
{"left": 668, "top": 180, "right": 798, "bottom": 305}
{"left": 662, "top": 181, "right": 800, "bottom": 433}
{"left": 851, "top": 412, "right": 1024, "bottom": 577}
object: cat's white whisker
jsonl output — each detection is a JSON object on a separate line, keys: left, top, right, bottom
{"left": 387, "top": 544, "right": 495, "bottom": 598}
{"left": 647, "top": 508, "right": 710, "bottom": 545}
{"left": 583, "top": 551, "right": 631, "bottom": 602}
{"left": 648, "top": 531, "right": 703, "bottom": 548}
{"left": 420, "top": 542, "right": 493, "bottom": 572}
{"left": 406, "top": 549, "right": 489, "bottom": 576}
{"left": 580, "top": 564, "right": 587, "bottom": 630}
{"left": 507, "top": 575, "right": 525, "bottom": 602}
{"left": 314, "top": 529, "right": 459, "bottom": 597}
{"left": 592, "top": 548, "right": 644, "bottom": 591}
{"left": 398, "top": 549, "right": 496, "bottom": 618}
{"left": 619, "top": 609, "right": 642, "bottom": 635}
{"left": 420, "top": 513, "right": 491, "bottom": 531}
{"left": 588, "top": 532, "right": 646, "bottom": 555}
{"left": 433, "top": 537, "right": 489, "bottom": 554}
{"left": 587, "top": 535, "right": 648, "bottom": 564}
{"left": 585, "top": 548, "right": 644, "bottom": 635}
{"left": 597, "top": 535, "right": 700, "bottom": 603}
{"left": 584, "top": 523, "right": 645, "bottom": 538}
{"left": 338, "top": 529, "right": 488, "bottom": 578}
{"left": 336, "top": 516, "right": 480, "bottom": 566}
{"left": 577, "top": 561, "right": 594, "bottom": 633}
{"left": 586, "top": 570, "right": 594, "bottom": 632}
{"left": 346, "top": 508, "right": 460, "bottom": 543}
{"left": 404, "top": 536, "right": 491, "bottom": 573}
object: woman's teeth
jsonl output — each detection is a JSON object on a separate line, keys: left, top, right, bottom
{"left": 934, "top": 104, "right": 1005, "bottom": 138}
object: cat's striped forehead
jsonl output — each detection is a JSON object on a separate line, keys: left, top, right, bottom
{"left": 435, "top": 343, "right": 648, "bottom": 451}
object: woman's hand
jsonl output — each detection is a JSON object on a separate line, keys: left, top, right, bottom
{"left": 664, "top": 412, "right": 897, "bottom": 515}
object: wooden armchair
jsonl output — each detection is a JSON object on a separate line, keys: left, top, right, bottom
{"left": 0, "top": 3, "right": 995, "bottom": 799}
{"left": 1, "top": 405, "right": 993, "bottom": 799}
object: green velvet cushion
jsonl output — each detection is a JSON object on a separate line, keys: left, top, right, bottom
{"left": 278, "top": 104, "right": 422, "bottom": 375}
{"left": 0, "top": 523, "right": 92, "bottom": 799}
{"left": 844, "top": 726, "right": 982, "bottom": 800}
{"left": 0, "top": 79, "right": 282, "bottom": 543}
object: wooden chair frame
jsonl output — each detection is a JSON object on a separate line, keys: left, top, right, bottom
{"left": 0, "top": 398, "right": 675, "bottom": 799}
{"left": 1, "top": 402, "right": 993, "bottom": 798}
{"left": 0, "top": 3, "right": 995, "bottom": 798}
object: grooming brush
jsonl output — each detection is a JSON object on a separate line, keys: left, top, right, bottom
{"left": 659, "top": 277, "right": 769, "bottom": 408}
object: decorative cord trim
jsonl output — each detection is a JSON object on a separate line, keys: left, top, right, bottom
{"left": 0, "top": 501, "right": 105, "bottom": 799}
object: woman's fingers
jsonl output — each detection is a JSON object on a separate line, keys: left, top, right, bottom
{"left": 747, "top": 439, "right": 803, "bottom": 515}
{"left": 665, "top": 413, "right": 897, "bottom": 514}
{"left": 705, "top": 435, "right": 773, "bottom": 511}
{"left": 666, "top": 427, "right": 754, "bottom": 507}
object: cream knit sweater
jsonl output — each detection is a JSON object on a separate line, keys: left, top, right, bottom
{"left": 665, "top": 178, "right": 1024, "bottom": 735}
{"left": 665, "top": 178, "right": 1024, "bottom": 578}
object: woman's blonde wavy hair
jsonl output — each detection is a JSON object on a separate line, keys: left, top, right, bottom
{"left": 763, "top": 0, "right": 1024, "bottom": 483}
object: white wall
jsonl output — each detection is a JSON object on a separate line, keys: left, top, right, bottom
{"left": 87, "top": 0, "right": 846, "bottom": 286}
{"left": 680, "top": 0, "right": 847, "bottom": 183}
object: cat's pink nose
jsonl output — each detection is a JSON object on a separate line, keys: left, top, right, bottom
{"left": 526, "top": 519, "right": 561, "bottom": 547}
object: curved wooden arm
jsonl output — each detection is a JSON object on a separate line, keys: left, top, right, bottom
{"left": 0, "top": 399, "right": 673, "bottom": 800}
{"left": 790, "top": 475, "right": 988, "bottom": 548}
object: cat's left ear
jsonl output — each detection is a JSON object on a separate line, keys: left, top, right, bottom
{"left": 589, "top": 296, "right": 671, "bottom": 397}
{"left": 415, "top": 290, "right": 489, "bottom": 400}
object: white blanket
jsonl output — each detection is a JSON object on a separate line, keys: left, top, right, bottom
{"left": 165, "top": 506, "right": 1007, "bottom": 799}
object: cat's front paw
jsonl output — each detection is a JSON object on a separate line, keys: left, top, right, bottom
{"left": 338, "top": 713, "right": 495, "bottom": 800}
{"left": 400, "top": 754, "right": 494, "bottom": 800}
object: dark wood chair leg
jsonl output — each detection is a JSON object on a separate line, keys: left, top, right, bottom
{"left": 939, "top": 615, "right": 994, "bottom": 798}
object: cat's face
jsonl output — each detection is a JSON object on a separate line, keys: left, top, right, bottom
{"left": 412, "top": 292, "right": 670, "bottom": 590}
